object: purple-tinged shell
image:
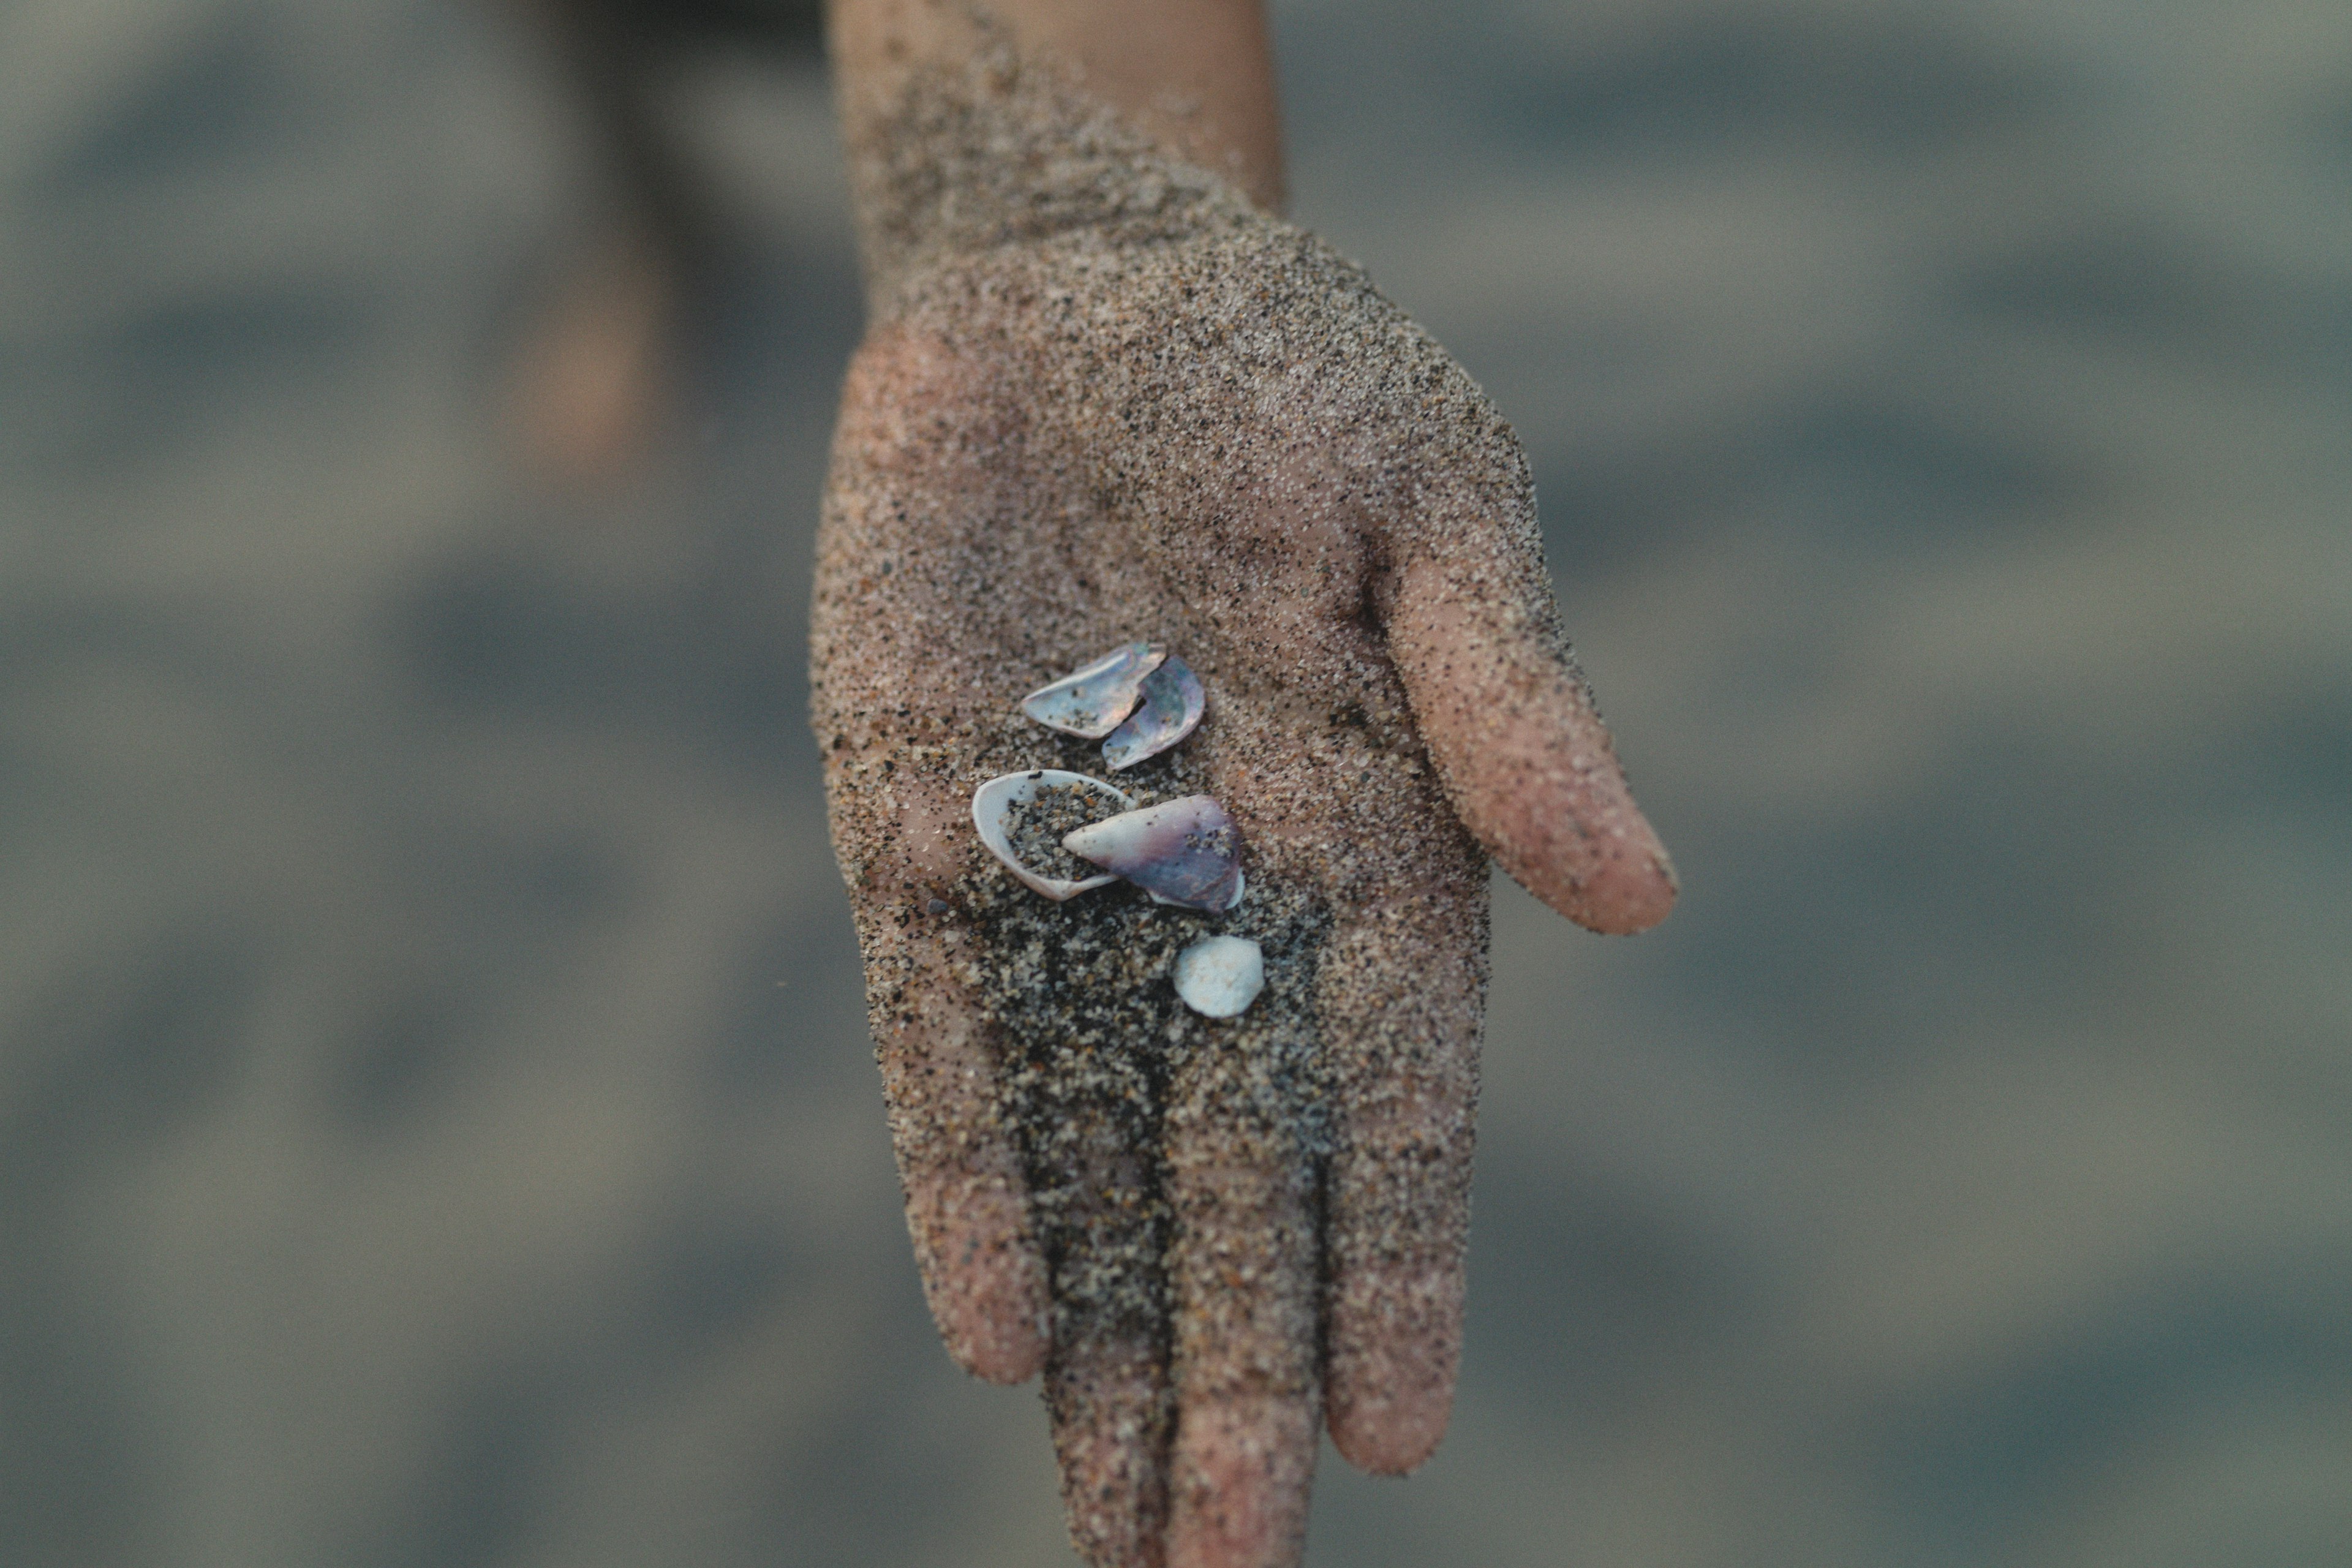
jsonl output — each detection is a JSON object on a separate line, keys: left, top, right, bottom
{"left": 1020, "top": 643, "right": 1168, "bottom": 739}
{"left": 1101, "top": 654, "right": 1205, "bottom": 770}
{"left": 1061, "top": 794, "right": 1245, "bottom": 913}
{"left": 971, "top": 770, "right": 1136, "bottom": 900}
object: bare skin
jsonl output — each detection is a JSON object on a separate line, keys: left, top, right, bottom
{"left": 814, "top": 4, "right": 1676, "bottom": 1564}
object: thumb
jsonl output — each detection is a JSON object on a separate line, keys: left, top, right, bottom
{"left": 1379, "top": 474, "right": 1677, "bottom": 936}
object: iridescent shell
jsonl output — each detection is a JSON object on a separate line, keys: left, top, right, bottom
{"left": 971, "top": 770, "right": 1137, "bottom": 900}
{"left": 1019, "top": 643, "right": 1169, "bottom": 739}
{"left": 1174, "top": 935, "right": 1264, "bottom": 1018}
{"left": 1101, "top": 654, "right": 1205, "bottom": 771}
{"left": 1060, "top": 794, "right": 1245, "bottom": 913}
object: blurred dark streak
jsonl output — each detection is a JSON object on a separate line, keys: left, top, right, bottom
{"left": 1482, "top": 14, "right": 2056, "bottom": 154}
{"left": 1532, "top": 390, "right": 2081, "bottom": 580}
{"left": 1471, "top": 1142, "right": 1767, "bottom": 1422}
{"left": 1, "top": 929, "right": 254, "bottom": 1194}
{"left": 1960, "top": 228, "right": 2352, "bottom": 380}
{"left": 0, "top": 933, "right": 251, "bottom": 1562}
{"left": 1868, "top": 1264, "right": 2352, "bottom": 1554}
{"left": 33, "top": 10, "right": 293, "bottom": 197}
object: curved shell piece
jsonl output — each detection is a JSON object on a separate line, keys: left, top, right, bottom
{"left": 1101, "top": 654, "right": 1205, "bottom": 770}
{"left": 1061, "top": 794, "right": 1245, "bottom": 913}
{"left": 1020, "top": 643, "right": 1169, "bottom": 738}
{"left": 971, "top": 771, "right": 1137, "bottom": 900}
{"left": 1174, "top": 935, "right": 1264, "bottom": 1018}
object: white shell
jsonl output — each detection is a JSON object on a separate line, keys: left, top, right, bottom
{"left": 971, "top": 771, "right": 1137, "bottom": 900}
{"left": 1061, "top": 794, "right": 1245, "bottom": 913}
{"left": 1174, "top": 935, "right": 1264, "bottom": 1018}
{"left": 1102, "top": 654, "right": 1205, "bottom": 770}
{"left": 1020, "top": 643, "right": 1169, "bottom": 739}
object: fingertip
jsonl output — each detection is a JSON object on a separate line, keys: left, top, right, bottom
{"left": 1522, "top": 810, "right": 1679, "bottom": 937}
{"left": 1324, "top": 1265, "right": 1461, "bottom": 1477}
{"left": 1592, "top": 842, "right": 1679, "bottom": 936}
{"left": 916, "top": 1166, "right": 1049, "bottom": 1383}
{"left": 1045, "top": 1333, "right": 1172, "bottom": 1564}
{"left": 949, "top": 1333, "right": 1046, "bottom": 1386}
{"left": 938, "top": 1260, "right": 1049, "bottom": 1384}
{"left": 1167, "top": 1400, "right": 1318, "bottom": 1568}
{"left": 1327, "top": 1379, "right": 1452, "bottom": 1477}
{"left": 1384, "top": 561, "right": 1679, "bottom": 939}
{"left": 1316, "top": 905, "right": 1479, "bottom": 1482}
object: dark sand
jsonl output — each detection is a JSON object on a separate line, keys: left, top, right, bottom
{"left": 1003, "top": 780, "right": 1128, "bottom": 883}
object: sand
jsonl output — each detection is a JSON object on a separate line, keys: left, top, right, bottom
{"left": 1003, "top": 779, "right": 1129, "bottom": 882}
{"left": 810, "top": 6, "right": 1637, "bottom": 1561}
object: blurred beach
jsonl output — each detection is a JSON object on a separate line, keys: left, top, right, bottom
{"left": 2, "top": 1, "right": 2348, "bottom": 1564}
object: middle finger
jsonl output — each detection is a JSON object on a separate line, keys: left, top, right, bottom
{"left": 1157, "top": 878, "right": 1331, "bottom": 1568}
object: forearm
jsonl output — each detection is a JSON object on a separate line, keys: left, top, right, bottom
{"left": 827, "top": 0, "right": 1284, "bottom": 305}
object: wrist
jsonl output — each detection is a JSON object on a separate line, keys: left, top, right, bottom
{"left": 830, "top": 1, "right": 1281, "bottom": 311}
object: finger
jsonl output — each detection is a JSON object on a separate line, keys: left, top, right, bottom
{"left": 1316, "top": 879, "right": 1486, "bottom": 1475}
{"left": 871, "top": 944, "right": 1052, "bottom": 1382}
{"left": 973, "top": 869, "right": 1185, "bottom": 1566}
{"left": 835, "top": 766, "right": 1050, "bottom": 1383}
{"left": 1049, "top": 1328, "right": 1172, "bottom": 1567}
{"left": 1039, "top": 1145, "right": 1175, "bottom": 1566}
{"left": 1160, "top": 1006, "right": 1324, "bottom": 1567}
{"left": 1379, "top": 459, "right": 1677, "bottom": 935}
{"left": 816, "top": 326, "right": 1057, "bottom": 1382}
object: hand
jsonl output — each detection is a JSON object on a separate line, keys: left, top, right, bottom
{"left": 812, "top": 28, "right": 1675, "bottom": 1568}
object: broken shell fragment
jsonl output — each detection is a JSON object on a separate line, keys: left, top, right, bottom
{"left": 971, "top": 770, "right": 1137, "bottom": 900}
{"left": 1061, "top": 794, "right": 1245, "bottom": 913}
{"left": 1020, "top": 643, "right": 1169, "bottom": 738}
{"left": 1174, "top": 935, "right": 1264, "bottom": 1018}
{"left": 1101, "top": 653, "right": 1205, "bottom": 771}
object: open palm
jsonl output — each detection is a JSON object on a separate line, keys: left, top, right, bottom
{"left": 812, "top": 199, "right": 1673, "bottom": 1567}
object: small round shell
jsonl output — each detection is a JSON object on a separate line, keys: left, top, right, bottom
{"left": 1174, "top": 935, "right": 1264, "bottom": 1018}
{"left": 971, "top": 771, "right": 1137, "bottom": 900}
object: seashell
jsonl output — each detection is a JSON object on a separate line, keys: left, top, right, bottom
{"left": 971, "top": 770, "right": 1137, "bottom": 900}
{"left": 1174, "top": 935, "right": 1264, "bottom": 1018}
{"left": 1101, "top": 653, "right": 1205, "bottom": 770}
{"left": 1061, "top": 794, "right": 1245, "bottom": 913}
{"left": 1020, "top": 643, "right": 1169, "bottom": 739}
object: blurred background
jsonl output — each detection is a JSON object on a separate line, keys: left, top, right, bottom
{"left": 3, "top": 0, "right": 2347, "bottom": 1563}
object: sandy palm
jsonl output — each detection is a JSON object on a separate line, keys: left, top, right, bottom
{"left": 812, "top": 189, "right": 1674, "bottom": 1567}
